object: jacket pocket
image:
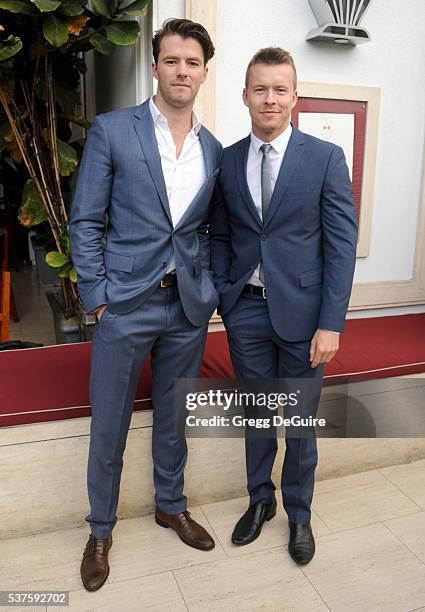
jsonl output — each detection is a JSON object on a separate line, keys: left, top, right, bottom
{"left": 104, "top": 250, "right": 134, "bottom": 273}
{"left": 299, "top": 268, "right": 323, "bottom": 287}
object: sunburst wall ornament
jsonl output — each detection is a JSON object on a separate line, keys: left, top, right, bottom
{"left": 307, "top": 0, "right": 372, "bottom": 45}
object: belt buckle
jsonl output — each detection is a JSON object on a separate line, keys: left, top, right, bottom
{"left": 261, "top": 287, "right": 267, "bottom": 299}
{"left": 160, "top": 278, "right": 167, "bottom": 288}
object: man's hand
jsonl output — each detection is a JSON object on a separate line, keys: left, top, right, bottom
{"left": 94, "top": 304, "right": 107, "bottom": 321}
{"left": 310, "top": 329, "right": 340, "bottom": 368}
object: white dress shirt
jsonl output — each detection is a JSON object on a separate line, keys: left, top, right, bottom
{"left": 246, "top": 124, "right": 292, "bottom": 286}
{"left": 149, "top": 96, "right": 206, "bottom": 273}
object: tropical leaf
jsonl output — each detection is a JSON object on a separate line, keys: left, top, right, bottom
{"left": 0, "top": 35, "right": 22, "bottom": 62}
{"left": 46, "top": 251, "right": 69, "bottom": 267}
{"left": 0, "top": 75, "right": 14, "bottom": 102}
{"left": 54, "top": 80, "right": 81, "bottom": 116}
{"left": 90, "top": 33, "right": 115, "bottom": 55}
{"left": 31, "top": 0, "right": 61, "bottom": 11}
{"left": 60, "top": 232, "right": 71, "bottom": 255}
{"left": 69, "top": 266, "right": 77, "bottom": 283}
{"left": 2, "top": 127, "right": 22, "bottom": 163}
{"left": 0, "top": 120, "right": 21, "bottom": 161}
{"left": 28, "top": 38, "right": 44, "bottom": 60}
{"left": 57, "top": 0, "right": 86, "bottom": 16}
{"left": 2, "top": 126, "right": 13, "bottom": 147}
{"left": 43, "top": 14, "right": 70, "bottom": 47}
{"left": 0, "top": 58, "right": 14, "bottom": 71}
{"left": 0, "top": 120, "right": 9, "bottom": 151}
{"left": 117, "top": 0, "right": 148, "bottom": 17}
{"left": 66, "top": 114, "right": 91, "bottom": 128}
{"left": 105, "top": 20, "right": 140, "bottom": 46}
{"left": 91, "top": 0, "right": 116, "bottom": 19}
{"left": 57, "top": 261, "right": 73, "bottom": 277}
{"left": 18, "top": 180, "right": 47, "bottom": 227}
{"left": 42, "top": 128, "right": 78, "bottom": 175}
{"left": 57, "top": 139, "right": 78, "bottom": 175}
{"left": 67, "top": 15, "right": 89, "bottom": 36}
{"left": 0, "top": 1, "right": 38, "bottom": 15}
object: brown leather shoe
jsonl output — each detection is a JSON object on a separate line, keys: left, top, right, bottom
{"left": 155, "top": 507, "right": 215, "bottom": 551}
{"left": 80, "top": 533, "right": 112, "bottom": 591}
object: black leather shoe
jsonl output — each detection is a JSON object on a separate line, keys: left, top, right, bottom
{"left": 288, "top": 520, "right": 315, "bottom": 564}
{"left": 231, "top": 498, "right": 277, "bottom": 545}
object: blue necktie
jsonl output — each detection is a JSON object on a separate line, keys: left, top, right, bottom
{"left": 259, "top": 143, "right": 273, "bottom": 284}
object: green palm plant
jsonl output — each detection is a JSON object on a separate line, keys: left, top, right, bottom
{"left": 0, "top": 0, "right": 148, "bottom": 315}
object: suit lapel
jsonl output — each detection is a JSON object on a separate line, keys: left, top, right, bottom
{"left": 263, "top": 126, "right": 305, "bottom": 230}
{"left": 173, "top": 128, "right": 214, "bottom": 230}
{"left": 236, "top": 136, "right": 262, "bottom": 227}
{"left": 199, "top": 127, "right": 213, "bottom": 176}
{"left": 133, "top": 101, "right": 173, "bottom": 225}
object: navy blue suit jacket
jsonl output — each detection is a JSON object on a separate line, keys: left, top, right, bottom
{"left": 210, "top": 125, "right": 358, "bottom": 341}
{"left": 70, "top": 99, "right": 222, "bottom": 326}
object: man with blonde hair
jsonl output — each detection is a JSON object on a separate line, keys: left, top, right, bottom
{"left": 211, "top": 47, "right": 357, "bottom": 564}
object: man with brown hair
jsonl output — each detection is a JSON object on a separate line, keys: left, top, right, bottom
{"left": 71, "top": 18, "right": 221, "bottom": 591}
{"left": 211, "top": 47, "right": 357, "bottom": 564}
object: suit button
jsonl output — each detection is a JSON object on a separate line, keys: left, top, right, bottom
{"left": 249, "top": 265, "right": 253, "bottom": 270}
{"left": 161, "top": 262, "right": 167, "bottom": 268}
{"left": 261, "top": 234, "right": 268, "bottom": 240}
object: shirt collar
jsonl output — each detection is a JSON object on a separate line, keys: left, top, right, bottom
{"left": 149, "top": 96, "right": 202, "bottom": 135}
{"left": 250, "top": 123, "right": 292, "bottom": 154}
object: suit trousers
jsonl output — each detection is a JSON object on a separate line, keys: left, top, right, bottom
{"left": 223, "top": 293, "right": 324, "bottom": 524}
{"left": 87, "top": 284, "right": 208, "bottom": 539}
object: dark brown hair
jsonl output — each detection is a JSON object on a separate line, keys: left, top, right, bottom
{"left": 245, "top": 47, "right": 297, "bottom": 89}
{"left": 152, "top": 18, "right": 215, "bottom": 66}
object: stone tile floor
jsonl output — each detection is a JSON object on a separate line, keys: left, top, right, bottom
{"left": 1, "top": 460, "right": 425, "bottom": 611}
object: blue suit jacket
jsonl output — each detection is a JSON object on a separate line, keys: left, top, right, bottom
{"left": 210, "top": 125, "right": 358, "bottom": 341}
{"left": 70, "top": 99, "right": 222, "bottom": 327}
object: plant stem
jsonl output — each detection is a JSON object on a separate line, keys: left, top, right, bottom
{"left": 47, "top": 59, "right": 68, "bottom": 227}
{"left": 0, "top": 78, "right": 62, "bottom": 252}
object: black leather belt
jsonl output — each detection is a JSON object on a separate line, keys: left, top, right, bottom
{"left": 242, "top": 284, "right": 267, "bottom": 299}
{"left": 160, "top": 273, "right": 177, "bottom": 288}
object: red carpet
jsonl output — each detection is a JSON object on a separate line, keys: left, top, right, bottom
{"left": 1, "top": 314, "right": 424, "bottom": 427}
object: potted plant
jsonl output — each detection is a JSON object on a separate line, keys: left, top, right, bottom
{"left": 0, "top": 0, "right": 148, "bottom": 342}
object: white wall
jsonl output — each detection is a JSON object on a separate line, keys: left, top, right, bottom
{"left": 152, "top": 0, "right": 184, "bottom": 31}
{"left": 214, "top": 0, "right": 425, "bottom": 292}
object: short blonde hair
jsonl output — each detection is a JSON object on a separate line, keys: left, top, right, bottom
{"left": 245, "top": 47, "right": 297, "bottom": 89}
